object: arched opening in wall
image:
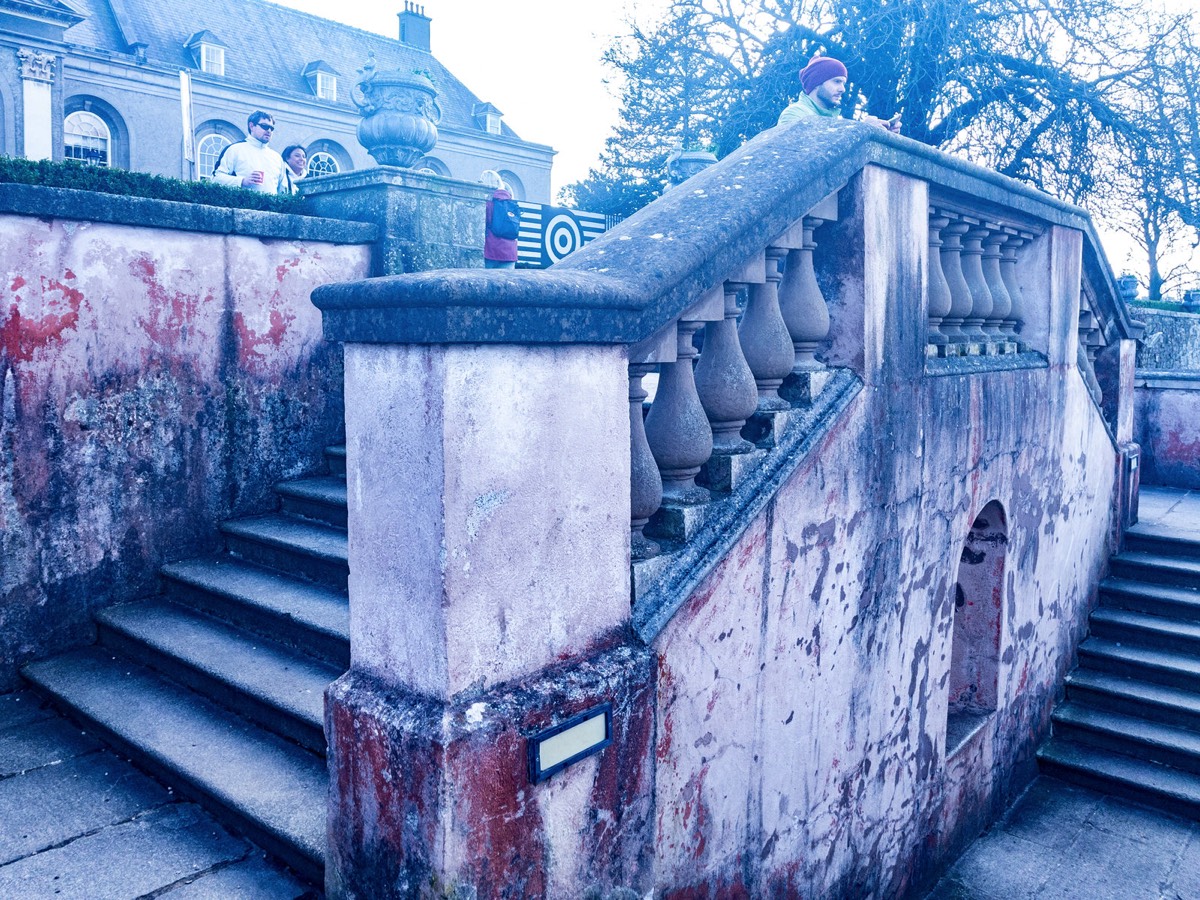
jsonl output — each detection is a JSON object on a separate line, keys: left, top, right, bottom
{"left": 415, "top": 156, "right": 450, "bottom": 177}
{"left": 194, "top": 120, "right": 241, "bottom": 179}
{"left": 945, "top": 499, "right": 1007, "bottom": 756}
{"left": 304, "top": 140, "right": 351, "bottom": 179}
{"left": 63, "top": 97, "right": 129, "bottom": 169}
{"left": 497, "top": 170, "right": 525, "bottom": 201}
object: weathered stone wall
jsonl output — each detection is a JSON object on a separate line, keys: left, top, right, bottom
{"left": 1131, "top": 309, "right": 1200, "bottom": 488}
{"left": 1135, "top": 374, "right": 1200, "bottom": 489}
{"left": 650, "top": 372, "right": 1113, "bottom": 898}
{"left": 1134, "top": 308, "right": 1200, "bottom": 371}
{"left": 0, "top": 207, "right": 370, "bottom": 689}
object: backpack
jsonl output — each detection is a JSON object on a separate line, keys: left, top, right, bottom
{"left": 491, "top": 198, "right": 521, "bottom": 239}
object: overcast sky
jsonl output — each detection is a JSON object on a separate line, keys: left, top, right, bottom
{"left": 278, "top": 0, "right": 652, "bottom": 200}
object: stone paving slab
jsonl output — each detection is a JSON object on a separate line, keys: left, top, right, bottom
{"left": 924, "top": 777, "right": 1200, "bottom": 900}
{"left": 0, "top": 715, "right": 101, "bottom": 776}
{"left": 0, "top": 689, "right": 313, "bottom": 899}
{"left": 1138, "top": 487, "right": 1200, "bottom": 539}
{"left": 0, "top": 752, "right": 169, "bottom": 865}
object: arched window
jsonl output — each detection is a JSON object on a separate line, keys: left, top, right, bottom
{"left": 306, "top": 151, "right": 339, "bottom": 178}
{"left": 197, "top": 133, "right": 231, "bottom": 179}
{"left": 497, "top": 170, "right": 525, "bottom": 201}
{"left": 64, "top": 110, "right": 110, "bottom": 166}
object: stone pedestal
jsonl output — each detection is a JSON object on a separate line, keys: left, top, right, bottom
{"left": 322, "top": 340, "right": 653, "bottom": 898}
{"left": 301, "top": 168, "right": 490, "bottom": 275}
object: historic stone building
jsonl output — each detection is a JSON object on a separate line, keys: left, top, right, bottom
{"left": 0, "top": 0, "right": 554, "bottom": 201}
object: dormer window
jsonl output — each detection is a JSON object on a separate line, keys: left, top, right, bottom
{"left": 317, "top": 72, "right": 337, "bottom": 102}
{"left": 185, "top": 31, "right": 228, "bottom": 76}
{"left": 472, "top": 102, "right": 504, "bottom": 136}
{"left": 201, "top": 44, "right": 224, "bottom": 75}
{"left": 304, "top": 61, "right": 340, "bottom": 103}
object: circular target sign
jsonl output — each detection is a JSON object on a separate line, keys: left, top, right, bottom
{"left": 544, "top": 214, "right": 584, "bottom": 264}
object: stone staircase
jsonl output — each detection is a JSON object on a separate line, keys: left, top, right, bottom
{"left": 22, "top": 445, "right": 350, "bottom": 886}
{"left": 1039, "top": 521, "right": 1200, "bottom": 817}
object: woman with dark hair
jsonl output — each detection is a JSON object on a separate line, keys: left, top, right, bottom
{"left": 282, "top": 145, "right": 307, "bottom": 191}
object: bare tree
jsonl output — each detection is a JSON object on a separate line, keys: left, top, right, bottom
{"left": 566, "top": 0, "right": 1200, "bottom": 296}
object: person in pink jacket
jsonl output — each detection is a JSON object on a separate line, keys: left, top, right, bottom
{"left": 481, "top": 170, "right": 519, "bottom": 269}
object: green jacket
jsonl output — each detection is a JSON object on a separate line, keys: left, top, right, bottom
{"left": 777, "top": 93, "right": 840, "bottom": 127}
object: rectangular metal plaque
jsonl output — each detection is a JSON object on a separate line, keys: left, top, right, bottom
{"left": 527, "top": 703, "right": 612, "bottom": 783}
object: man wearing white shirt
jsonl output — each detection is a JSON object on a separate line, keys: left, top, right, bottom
{"left": 213, "top": 111, "right": 291, "bottom": 194}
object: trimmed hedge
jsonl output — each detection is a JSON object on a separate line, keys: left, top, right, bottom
{"left": 0, "top": 156, "right": 306, "bottom": 214}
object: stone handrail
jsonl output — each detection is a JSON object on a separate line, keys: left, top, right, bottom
{"left": 314, "top": 120, "right": 1139, "bottom": 349}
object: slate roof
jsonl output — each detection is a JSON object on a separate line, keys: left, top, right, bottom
{"left": 1, "top": 0, "right": 85, "bottom": 25}
{"left": 61, "top": 0, "right": 520, "bottom": 138}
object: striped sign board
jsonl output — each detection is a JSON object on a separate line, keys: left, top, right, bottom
{"left": 515, "top": 203, "right": 609, "bottom": 269}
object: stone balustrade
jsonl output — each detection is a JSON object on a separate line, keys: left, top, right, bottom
{"left": 629, "top": 193, "right": 839, "bottom": 564}
{"left": 926, "top": 205, "right": 1038, "bottom": 356}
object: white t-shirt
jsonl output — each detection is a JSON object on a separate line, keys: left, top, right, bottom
{"left": 213, "top": 137, "right": 291, "bottom": 195}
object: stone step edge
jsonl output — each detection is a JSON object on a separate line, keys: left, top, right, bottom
{"left": 1038, "top": 737, "right": 1200, "bottom": 815}
{"left": 160, "top": 558, "right": 349, "bottom": 668}
{"left": 95, "top": 599, "right": 331, "bottom": 749}
{"left": 22, "top": 648, "right": 326, "bottom": 883}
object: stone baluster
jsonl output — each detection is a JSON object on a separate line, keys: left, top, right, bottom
{"left": 628, "top": 327, "right": 674, "bottom": 560}
{"left": 776, "top": 215, "right": 832, "bottom": 377}
{"left": 1078, "top": 298, "right": 1104, "bottom": 364}
{"left": 694, "top": 284, "right": 758, "bottom": 455}
{"left": 926, "top": 213, "right": 954, "bottom": 351}
{"left": 644, "top": 296, "right": 722, "bottom": 506}
{"left": 936, "top": 213, "right": 974, "bottom": 346}
{"left": 960, "top": 221, "right": 994, "bottom": 344}
{"left": 981, "top": 227, "right": 1012, "bottom": 344}
{"left": 739, "top": 248, "right": 795, "bottom": 411}
{"left": 999, "top": 230, "right": 1031, "bottom": 339}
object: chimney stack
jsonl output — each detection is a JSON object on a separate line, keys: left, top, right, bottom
{"left": 398, "top": 2, "right": 431, "bottom": 53}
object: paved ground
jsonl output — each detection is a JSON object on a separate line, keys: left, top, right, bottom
{"left": 924, "top": 776, "right": 1200, "bottom": 900}
{"left": 1138, "top": 485, "right": 1200, "bottom": 540}
{"left": 0, "top": 690, "right": 312, "bottom": 900}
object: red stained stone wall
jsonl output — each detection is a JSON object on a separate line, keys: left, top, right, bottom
{"left": 1135, "top": 381, "right": 1200, "bottom": 489}
{"left": 0, "top": 212, "right": 370, "bottom": 688}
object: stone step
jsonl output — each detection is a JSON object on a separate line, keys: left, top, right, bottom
{"left": 1125, "top": 523, "right": 1200, "bottom": 562}
{"left": 1066, "top": 668, "right": 1200, "bottom": 733}
{"left": 96, "top": 598, "right": 337, "bottom": 754}
{"left": 23, "top": 647, "right": 326, "bottom": 883}
{"left": 222, "top": 514, "right": 348, "bottom": 592}
{"left": 325, "top": 445, "right": 346, "bottom": 478}
{"left": 1077, "top": 636, "right": 1200, "bottom": 692}
{"left": 161, "top": 556, "right": 349, "bottom": 668}
{"left": 1110, "top": 550, "right": 1200, "bottom": 590}
{"left": 1100, "top": 576, "right": 1200, "bottom": 623}
{"left": 1052, "top": 701, "right": 1200, "bottom": 776}
{"left": 1038, "top": 737, "right": 1200, "bottom": 820}
{"left": 1089, "top": 606, "right": 1200, "bottom": 656}
{"left": 276, "top": 476, "right": 348, "bottom": 529}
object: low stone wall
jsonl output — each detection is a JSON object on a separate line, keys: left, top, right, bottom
{"left": 1135, "top": 371, "right": 1200, "bottom": 489}
{"left": 1135, "top": 307, "right": 1200, "bottom": 370}
{"left": 0, "top": 190, "right": 372, "bottom": 689}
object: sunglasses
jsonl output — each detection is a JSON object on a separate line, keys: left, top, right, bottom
{"left": 254, "top": 122, "right": 275, "bottom": 131}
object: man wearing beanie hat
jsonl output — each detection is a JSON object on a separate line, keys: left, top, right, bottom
{"left": 777, "top": 54, "right": 901, "bottom": 133}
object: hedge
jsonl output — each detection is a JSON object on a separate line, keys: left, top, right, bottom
{"left": 0, "top": 156, "right": 306, "bottom": 214}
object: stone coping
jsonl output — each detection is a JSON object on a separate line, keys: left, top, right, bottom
{"left": 1135, "top": 370, "right": 1200, "bottom": 391}
{"left": 314, "top": 120, "right": 1140, "bottom": 346}
{"left": 0, "top": 183, "right": 376, "bottom": 245}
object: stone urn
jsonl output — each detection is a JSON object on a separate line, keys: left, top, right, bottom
{"left": 352, "top": 53, "right": 440, "bottom": 168}
{"left": 666, "top": 147, "right": 718, "bottom": 186}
